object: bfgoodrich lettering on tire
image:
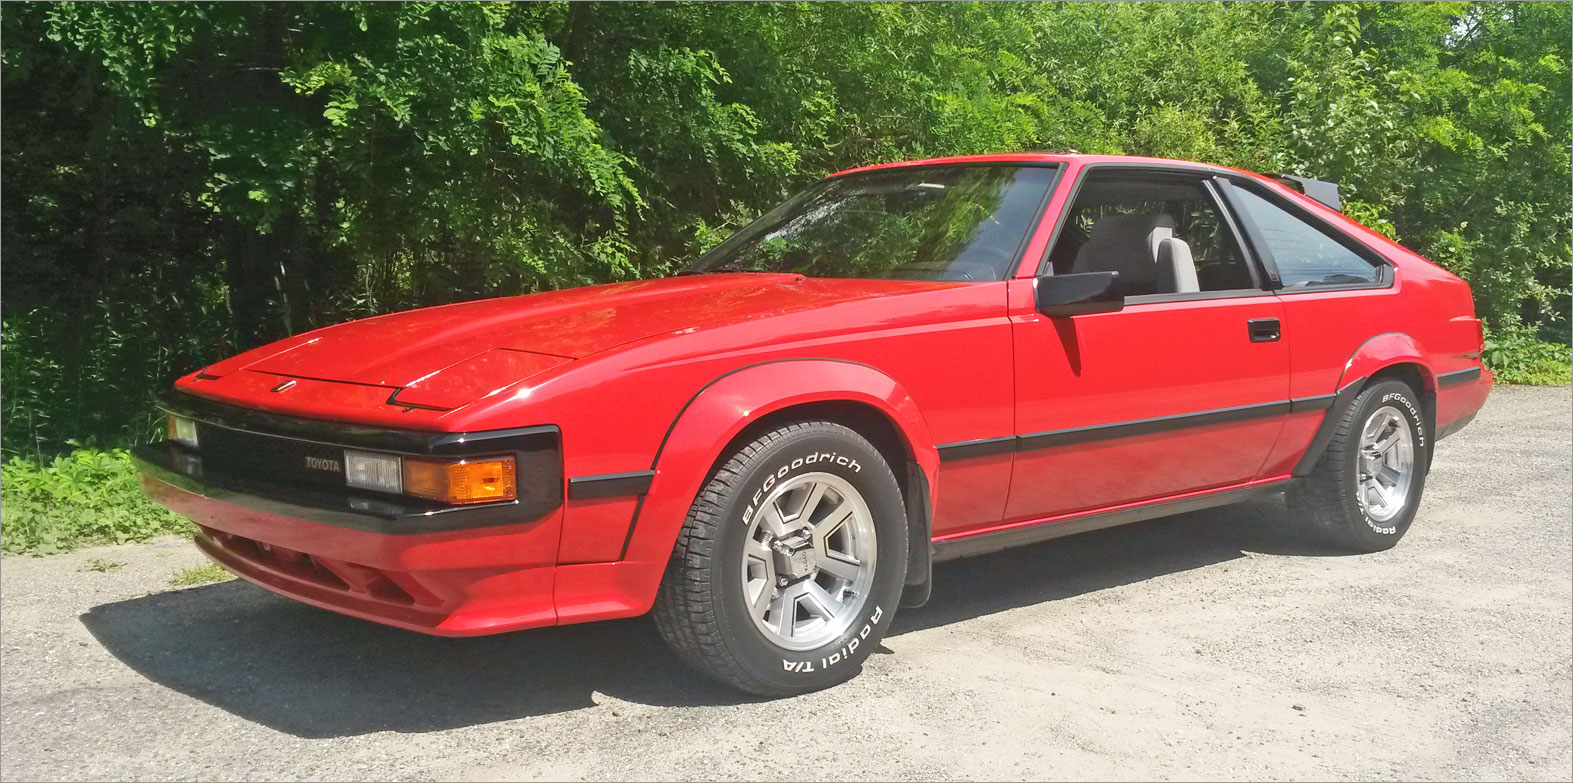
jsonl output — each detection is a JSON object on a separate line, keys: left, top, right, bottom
{"left": 652, "top": 420, "right": 908, "bottom": 695}
{"left": 1289, "top": 379, "right": 1430, "bottom": 552}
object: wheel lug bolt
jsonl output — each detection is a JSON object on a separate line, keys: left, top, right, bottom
{"left": 777, "top": 577, "right": 789, "bottom": 587}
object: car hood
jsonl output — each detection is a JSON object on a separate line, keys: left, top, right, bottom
{"left": 206, "top": 273, "right": 953, "bottom": 408}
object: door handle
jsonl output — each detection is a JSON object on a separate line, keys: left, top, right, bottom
{"left": 1248, "top": 318, "right": 1281, "bottom": 343}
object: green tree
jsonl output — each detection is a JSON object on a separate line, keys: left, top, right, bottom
{"left": 3, "top": 1, "right": 1569, "bottom": 456}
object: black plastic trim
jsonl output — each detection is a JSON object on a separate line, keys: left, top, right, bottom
{"left": 158, "top": 392, "right": 557, "bottom": 458}
{"left": 148, "top": 393, "right": 564, "bottom": 532}
{"left": 1248, "top": 317, "right": 1282, "bottom": 343}
{"left": 1291, "top": 377, "right": 1368, "bottom": 476}
{"left": 568, "top": 470, "right": 655, "bottom": 500}
{"left": 133, "top": 443, "right": 557, "bottom": 535}
{"left": 1211, "top": 176, "right": 1285, "bottom": 289}
{"left": 936, "top": 436, "right": 1015, "bottom": 463}
{"left": 1273, "top": 277, "right": 1394, "bottom": 295}
{"left": 901, "top": 462, "right": 934, "bottom": 609}
{"left": 1436, "top": 367, "right": 1483, "bottom": 388}
{"left": 1123, "top": 288, "right": 1272, "bottom": 305}
{"left": 1017, "top": 399, "right": 1292, "bottom": 452}
{"left": 937, "top": 397, "right": 1328, "bottom": 463}
{"left": 1289, "top": 393, "right": 1338, "bottom": 413}
{"left": 1273, "top": 174, "right": 1342, "bottom": 211}
{"left": 931, "top": 479, "right": 1293, "bottom": 561}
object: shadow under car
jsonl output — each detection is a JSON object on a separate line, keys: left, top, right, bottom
{"left": 80, "top": 496, "right": 1347, "bottom": 738}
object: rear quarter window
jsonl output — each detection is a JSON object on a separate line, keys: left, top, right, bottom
{"left": 1231, "top": 187, "right": 1383, "bottom": 288}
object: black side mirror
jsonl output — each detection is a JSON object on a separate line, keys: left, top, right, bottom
{"left": 1035, "top": 271, "right": 1124, "bottom": 317}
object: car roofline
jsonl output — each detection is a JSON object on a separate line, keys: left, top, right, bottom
{"left": 828, "top": 153, "right": 1277, "bottom": 186}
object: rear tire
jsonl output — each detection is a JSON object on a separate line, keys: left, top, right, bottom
{"left": 652, "top": 421, "right": 908, "bottom": 696}
{"left": 1288, "top": 379, "right": 1429, "bottom": 552}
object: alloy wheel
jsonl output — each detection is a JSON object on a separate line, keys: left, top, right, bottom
{"left": 739, "top": 472, "right": 877, "bottom": 651}
{"left": 1356, "top": 405, "right": 1416, "bottom": 523}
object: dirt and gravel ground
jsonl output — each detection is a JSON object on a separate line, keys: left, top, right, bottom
{"left": 2, "top": 385, "right": 1569, "bottom": 781}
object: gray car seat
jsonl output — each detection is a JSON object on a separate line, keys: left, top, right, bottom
{"left": 1069, "top": 213, "right": 1199, "bottom": 295}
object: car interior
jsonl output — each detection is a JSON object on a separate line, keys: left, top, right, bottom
{"left": 1046, "top": 174, "right": 1258, "bottom": 295}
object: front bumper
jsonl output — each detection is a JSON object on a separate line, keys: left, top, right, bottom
{"left": 135, "top": 444, "right": 564, "bottom": 636}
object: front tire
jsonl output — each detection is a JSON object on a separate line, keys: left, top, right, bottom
{"left": 1288, "top": 379, "right": 1430, "bottom": 552}
{"left": 652, "top": 421, "right": 908, "bottom": 695}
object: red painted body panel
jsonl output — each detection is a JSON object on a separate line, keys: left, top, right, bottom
{"left": 142, "top": 474, "right": 561, "bottom": 635}
{"left": 144, "top": 153, "right": 1493, "bottom": 636}
{"left": 1002, "top": 280, "right": 1289, "bottom": 528}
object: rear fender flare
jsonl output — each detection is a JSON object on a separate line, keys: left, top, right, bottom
{"left": 1337, "top": 332, "right": 1435, "bottom": 393}
{"left": 622, "top": 359, "right": 939, "bottom": 610}
{"left": 1295, "top": 332, "right": 1435, "bottom": 476}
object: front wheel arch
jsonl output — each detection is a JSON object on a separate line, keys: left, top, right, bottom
{"left": 621, "top": 360, "right": 940, "bottom": 615}
{"left": 710, "top": 400, "right": 934, "bottom": 609}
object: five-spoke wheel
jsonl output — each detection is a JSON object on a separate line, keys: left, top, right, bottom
{"left": 1356, "top": 405, "right": 1416, "bottom": 523}
{"left": 741, "top": 473, "right": 877, "bottom": 650}
{"left": 653, "top": 420, "right": 907, "bottom": 695}
{"left": 1289, "top": 379, "right": 1429, "bottom": 552}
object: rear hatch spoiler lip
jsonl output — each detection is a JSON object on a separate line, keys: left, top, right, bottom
{"left": 1272, "top": 173, "right": 1342, "bottom": 212}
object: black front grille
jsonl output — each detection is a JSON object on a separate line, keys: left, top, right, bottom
{"left": 196, "top": 422, "right": 352, "bottom": 491}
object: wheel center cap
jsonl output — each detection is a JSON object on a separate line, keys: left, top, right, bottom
{"left": 772, "top": 534, "right": 817, "bottom": 579}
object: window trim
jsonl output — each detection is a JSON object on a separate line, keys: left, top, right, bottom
{"left": 1212, "top": 177, "right": 1394, "bottom": 294}
{"left": 1123, "top": 288, "right": 1280, "bottom": 305}
{"left": 1032, "top": 163, "right": 1272, "bottom": 301}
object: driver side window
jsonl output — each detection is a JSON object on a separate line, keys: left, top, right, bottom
{"left": 1046, "top": 172, "right": 1259, "bottom": 296}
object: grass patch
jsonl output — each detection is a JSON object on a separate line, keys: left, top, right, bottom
{"left": 1483, "top": 326, "right": 1572, "bottom": 386}
{"left": 77, "top": 557, "right": 125, "bottom": 573}
{"left": 1, "top": 448, "right": 193, "bottom": 555}
{"left": 169, "top": 563, "right": 233, "bottom": 586}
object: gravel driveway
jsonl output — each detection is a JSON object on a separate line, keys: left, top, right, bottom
{"left": 3, "top": 385, "right": 1569, "bottom": 781}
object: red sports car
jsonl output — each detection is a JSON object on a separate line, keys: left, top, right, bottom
{"left": 136, "top": 153, "right": 1492, "bottom": 694}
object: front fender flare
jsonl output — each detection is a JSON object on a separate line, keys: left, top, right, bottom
{"left": 621, "top": 359, "right": 940, "bottom": 612}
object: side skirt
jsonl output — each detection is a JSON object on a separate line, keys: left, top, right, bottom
{"left": 930, "top": 477, "right": 1294, "bottom": 562}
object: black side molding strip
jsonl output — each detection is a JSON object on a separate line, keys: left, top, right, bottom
{"left": 568, "top": 470, "right": 656, "bottom": 500}
{"left": 1436, "top": 367, "right": 1483, "bottom": 388}
{"left": 931, "top": 479, "right": 1292, "bottom": 561}
{"left": 936, "top": 436, "right": 1015, "bottom": 462}
{"left": 1289, "top": 393, "right": 1337, "bottom": 412}
{"left": 1017, "top": 399, "right": 1292, "bottom": 451}
{"left": 938, "top": 394, "right": 1340, "bottom": 463}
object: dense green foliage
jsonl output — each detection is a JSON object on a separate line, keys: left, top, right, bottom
{"left": 1484, "top": 324, "right": 1573, "bottom": 385}
{"left": 0, "top": 449, "right": 191, "bottom": 554}
{"left": 3, "top": 1, "right": 1570, "bottom": 458}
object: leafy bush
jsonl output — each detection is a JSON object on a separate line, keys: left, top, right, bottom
{"left": 0, "top": 449, "right": 191, "bottom": 555}
{"left": 1483, "top": 325, "right": 1573, "bottom": 386}
{"left": 1, "top": 1, "right": 1569, "bottom": 458}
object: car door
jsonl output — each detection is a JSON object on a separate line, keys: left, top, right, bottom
{"left": 1001, "top": 166, "right": 1292, "bottom": 526}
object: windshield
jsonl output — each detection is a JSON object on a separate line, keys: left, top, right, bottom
{"left": 685, "top": 164, "right": 1059, "bottom": 281}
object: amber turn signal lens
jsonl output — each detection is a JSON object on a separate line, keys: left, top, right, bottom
{"left": 167, "top": 413, "right": 199, "bottom": 448}
{"left": 402, "top": 456, "right": 517, "bottom": 505}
